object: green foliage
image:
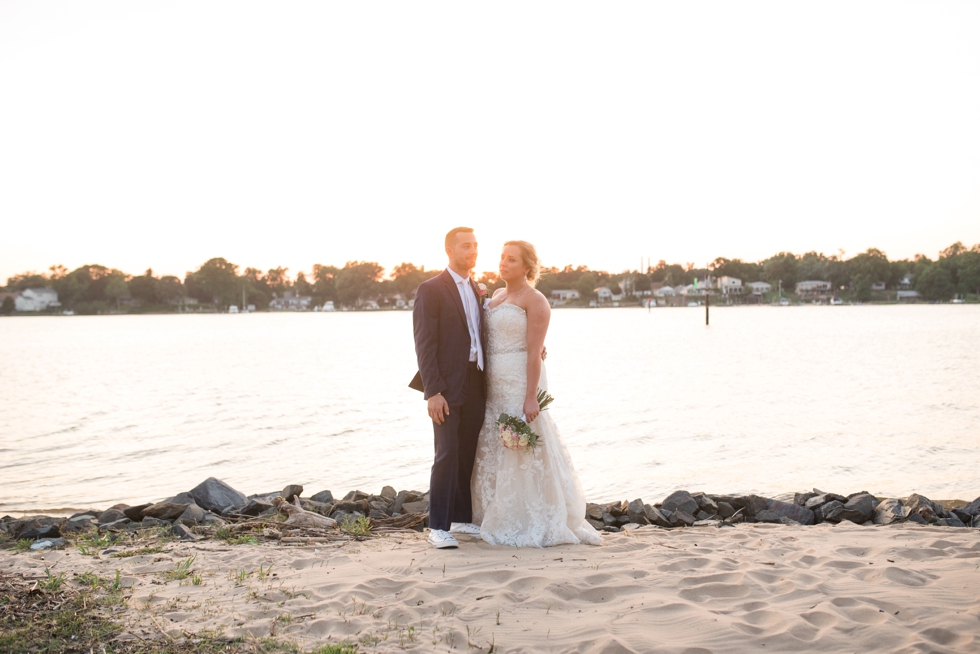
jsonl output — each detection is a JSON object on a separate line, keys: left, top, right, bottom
{"left": 1, "top": 296, "right": 14, "bottom": 315}
{"left": 339, "top": 515, "right": 372, "bottom": 537}
{"left": 164, "top": 555, "right": 197, "bottom": 581}
{"left": 185, "top": 257, "right": 241, "bottom": 307}
{"left": 38, "top": 569, "right": 66, "bottom": 591}
{"left": 311, "top": 642, "right": 359, "bottom": 654}
{"left": 916, "top": 264, "right": 955, "bottom": 301}
{"left": 13, "top": 539, "right": 32, "bottom": 552}
{"left": 336, "top": 261, "right": 384, "bottom": 308}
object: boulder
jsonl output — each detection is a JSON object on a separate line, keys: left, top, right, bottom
{"left": 716, "top": 502, "right": 735, "bottom": 519}
{"left": 123, "top": 504, "right": 152, "bottom": 522}
{"left": 668, "top": 510, "right": 695, "bottom": 528}
{"left": 804, "top": 493, "right": 848, "bottom": 510}
{"left": 839, "top": 493, "right": 875, "bottom": 524}
{"left": 815, "top": 500, "right": 844, "bottom": 523}
{"left": 401, "top": 500, "right": 429, "bottom": 514}
{"left": 30, "top": 538, "right": 66, "bottom": 551}
{"left": 141, "top": 502, "right": 189, "bottom": 521}
{"left": 754, "top": 510, "right": 785, "bottom": 524}
{"left": 905, "top": 494, "right": 938, "bottom": 523}
{"left": 163, "top": 492, "right": 197, "bottom": 506}
{"left": 344, "top": 490, "right": 370, "bottom": 502}
{"left": 177, "top": 504, "right": 206, "bottom": 525}
{"left": 170, "top": 523, "right": 203, "bottom": 541}
{"left": 794, "top": 492, "right": 818, "bottom": 506}
{"left": 765, "top": 499, "right": 815, "bottom": 525}
{"left": 310, "top": 490, "right": 335, "bottom": 504}
{"left": 695, "top": 510, "right": 712, "bottom": 521}
{"left": 873, "top": 499, "right": 910, "bottom": 525}
{"left": 601, "top": 512, "right": 618, "bottom": 526}
{"left": 300, "top": 499, "right": 332, "bottom": 515}
{"left": 189, "top": 477, "right": 248, "bottom": 514}
{"left": 202, "top": 512, "right": 227, "bottom": 527}
{"left": 241, "top": 499, "right": 275, "bottom": 517}
{"left": 626, "top": 499, "right": 650, "bottom": 525}
{"left": 602, "top": 526, "right": 620, "bottom": 533}
{"left": 605, "top": 501, "right": 627, "bottom": 518}
{"left": 101, "top": 518, "right": 131, "bottom": 530}
{"left": 20, "top": 524, "right": 62, "bottom": 541}
{"left": 141, "top": 516, "right": 170, "bottom": 528}
{"left": 951, "top": 508, "right": 973, "bottom": 524}
{"left": 586, "top": 503, "right": 603, "bottom": 521}
{"left": 973, "top": 515, "right": 980, "bottom": 528}
{"left": 98, "top": 509, "right": 128, "bottom": 525}
{"left": 380, "top": 486, "right": 397, "bottom": 501}
{"left": 693, "top": 493, "right": 718, "bottom": 515}
{"left": 281, "top": 484, "right": 304, "bottom": 502}
{"left": 743, "top": 495, "right": 769, "bottom": 517}
{"left": 61, "top": 517, "right": 96, "bottom": 534}
{"left": 907, "top": 513, "right": 927, "bottom": 525}
{"left": 644, "top": 505, "right": 672, "bottom": 528}
{"left": 662, "top": 491, "right": 698, "bottom": 516}
{"left": 709, "top": 495, "right": 747, "bottom": 511}
{"left": 392, "top": 491, "right": 420, "bottom": 514}
{"left": 955, "top": 496, "right": 980, "bottom": 517}
{"left": 586, "top": 518, "right": 605, "bottom": 530}
{"left": 938, "top": 516, "right": 967, "bottom": 528}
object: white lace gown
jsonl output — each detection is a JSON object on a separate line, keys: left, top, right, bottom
{"left": 471, "top": 303, "right": 601, "bottom": 548}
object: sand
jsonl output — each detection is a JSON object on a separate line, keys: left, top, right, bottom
{"left": 2, "top": 522, "right": 979, "bottom": 653}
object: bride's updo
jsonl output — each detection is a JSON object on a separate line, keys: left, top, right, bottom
{"left": 504, "top": 240, "right": 541, "bottom": 286}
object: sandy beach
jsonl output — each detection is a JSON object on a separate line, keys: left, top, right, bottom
{"left": 3, "top": 521, "right": 978, "bottom": 653}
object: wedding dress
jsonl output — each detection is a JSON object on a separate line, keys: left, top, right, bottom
{"left": 471, "top": 303, "right": 601, "bottom": 547}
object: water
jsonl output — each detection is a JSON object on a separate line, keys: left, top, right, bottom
{"left": 2, "top": 305, "right": 978, "bottom": 513}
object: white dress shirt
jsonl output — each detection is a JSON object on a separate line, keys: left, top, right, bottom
{"left": 447, "top": 267, "right": 484, "bottom": 371}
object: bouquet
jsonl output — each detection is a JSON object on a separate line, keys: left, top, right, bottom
{"left": 497, "top": 389, "right": 555, "bottom": 452}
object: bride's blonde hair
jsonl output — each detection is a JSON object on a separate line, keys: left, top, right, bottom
{"left": 503, "top": 240, "right": 541, "bottom": 286}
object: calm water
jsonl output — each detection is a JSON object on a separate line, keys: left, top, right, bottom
{"left": 1, "top": 305, "right": 978, "bottom": 513}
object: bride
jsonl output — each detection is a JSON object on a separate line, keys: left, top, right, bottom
{"left": 471, "top": 240, "right": 601, "bottom": 547}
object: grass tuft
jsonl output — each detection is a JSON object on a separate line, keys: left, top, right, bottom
{"left": 339, "top": 515, "right": 372, "bottom": 538}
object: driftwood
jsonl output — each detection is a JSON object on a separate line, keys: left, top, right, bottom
{"left": 370, "top": 512, "right": 427, "bottom": 531}
{"left": 272, "top": 496, "right": 337, "bottom": 529}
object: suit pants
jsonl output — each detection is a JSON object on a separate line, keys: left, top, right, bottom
{"left": 428, "top": 363, "right": 486, "bottom": 531}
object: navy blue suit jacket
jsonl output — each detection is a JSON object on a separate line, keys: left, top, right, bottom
{"left": 412, "top": 270, "right": 485, "bottom": 406}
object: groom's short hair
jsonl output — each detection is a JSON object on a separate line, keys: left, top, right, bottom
{"left": 445, "top": 227, "right": 474, "bottom": 249}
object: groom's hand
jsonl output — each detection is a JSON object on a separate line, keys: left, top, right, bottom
{"left": 541, "top": 346, "right": 548, "bottom": 361}
{"left": 428, "top": 394, "right": 450, "bottom": 425}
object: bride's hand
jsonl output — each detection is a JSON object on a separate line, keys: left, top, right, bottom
{"left": 524, "top": 397, "right": 541, "bottom": 423}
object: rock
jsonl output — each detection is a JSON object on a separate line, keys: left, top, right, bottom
{"left": 695, "top": 510, "right": 712, "bottom": 521}
{"left": 605, "top": 501, "right": 627, "bottom": 518}
{"left": 709, "top": 495, "right": 747, "bottom": 511}
{"left": 68, "top": 511, "right": 99, "bottom": 521}
{"left": 164, "top": 492, "right": 197, "bottom": 505}
{"left": 716, "top": 502, "right": 735, "bottom": 519}
{"left": 873, "top": 499, "right": 910, "bottom": 525}
{"left": 98, "top": 509, "right": 128, "bottom": 525}
{"left": 123, "top": 504, "right": 152, "bottom": 522}
{"left": 586, "top": 503, "right": 603, "bottom": 521}
{"left": 281, "top": 484, "right": 304, "bottom": 502}
{"left": 189, "top": 477, "right": 248, "bottom": 514}
{"left": 61, "top": 517, "right": 96, "bottom": 534}
{"left": 626, "top": 499, "right": 650, "bottom": 525}
{"left": 662, "top": 491, "right": 699, "bottom": 516}
{"left": 101, "top": 518, "right": 131, "bottom": 530}
{"left": 310, "top": 490, "right": 335, "bottom": 504}
{"left": 300, "top": 499, "right": 332, "bottom": 515}
{"left": 692, "top": 520, "right": 718, "bottom": 527}
{"left": 754, "top": 510, "right": 784, "bottom": 524}
{"left": 668, "top": 510, "right": 696, "bottom": 528}
{"left": 241, "top": 499, "right": 275, "bottom": 517}
{"left": 170, "top": 523, "right": 203, "bottom": 540}
{"left": 30, "top": 538, "right": 66, "bottom": 551}
{"left": 956, "top": 496, "right": 980, "bottom": 517}
{"left": 369, "top": 509, "right": 388, "bottom": 519}
{"left": 141, "top": 516, "right": 170, "bottom": 528}
{"left": 905, "top": 494, "right": 938, "bottom": 523}
{"left": 614, "top": 515, "right": 631, "bottom": 527}
{"left": 951, "top": 508, "right": 973, "bottom": 523}
{"left": 601, "top": 512, "right": 618, "bottom": 526}
{"left": 804, "top": 493, "right": 848, "bottom": 510}
{"left": 177, "top": 504, "right": 206, "bottom": 525}
{"left": 392, "top": 491, "right": 420, "bottom": 514}
{"left": 765, "top": 499, "right": 815, "bottom": 525}
{"left": 601, "top": 526, "right": 620, "bottom": 533}
{"left": 586, "top": 518, "right": 605, "bottom": 530}
{"left": 839, "top": 493, "right": 875, "bottom": 524}
{"left": 401, "top": 500, "right": 429, "bottom": 514}
{"left": 815, "top": 500, "right": 844, "bottom": 523}
{"left": 20, "top": 524, "right": 62, "bottom": 541}
{"left": 644, "top": 505, "right": 672, "bottom": 528}
{"left": 907, "top": 513, "right": 927, "bottom": 525}
{"left": 344, "top": 490, "right": 370, "bottom": 502}
{"left": 141, "top": 502, "right": 189, "bottom": 521}
{"left": 973, "top": 515, "right": 980, "bottom": 528}
{"left": 368, "top": 500, "right": 389, "bottom": 512}
{"left": 693, "top": 493, "right": 718, "bottom": 515}
{"left": 938, "top": 516, "right": 967, "bottom": 528}
{"left": 202, "top": 512, "right": 226, "bottom": 527}
{"left": 743, "top": 495, "right": 769, "bottom": 517}
{"left": 380, "top": 486, "right": 397, "bottom": 501}
{"left": 794, "top": 492, "right": 818, "bottom": 506}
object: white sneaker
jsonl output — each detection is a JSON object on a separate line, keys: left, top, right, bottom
{"left": 450, "top": 522, "right": 482, "bottom": 538}
{"left": 427, "top": 529, "right": 459, "bottom": 549}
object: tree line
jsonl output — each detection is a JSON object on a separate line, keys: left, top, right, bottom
{"left": 2, "top": 242, "right": 978, "bottom": 314}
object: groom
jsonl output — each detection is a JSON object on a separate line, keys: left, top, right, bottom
{"left": 411, "top": 227, "right": 486, "bottom": 549}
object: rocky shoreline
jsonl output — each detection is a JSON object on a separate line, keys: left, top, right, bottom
{"left": 3, "top": 477, "right": 978, "bottom": 551}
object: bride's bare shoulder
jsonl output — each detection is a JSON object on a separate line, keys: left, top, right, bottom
{"left": 492, "top": 287, "right": 506, "bottom": 298}
{"left": 524, "top": 289, "right": 551, "bottom": 314}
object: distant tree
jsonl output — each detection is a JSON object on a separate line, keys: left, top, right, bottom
{"left": 957, "top": 250, "right": 980, "bottom": 296}
{"left": 847, "top": 248, "right": 891, "bottom": 290}
{"left": 186, "top": 258, "right": 240, "bottom": 307}
{"left": 915, "top": 264, "right": 954, "bottom": 301}
{"left": 4, "top": 271, "right": 49, "bottom": 291}
{"left": 104, "top": 275, "right": 129, "bottom": 310}
{"left": 1, "top": 296, "right": 14, "bottom": 315}
{"left": 762, "top": 252, "right": 799, "bottom": 289}
{"left": 476, "top": 271, "right": 505, "bottom": 294}
{"left": 574, "top": 272, "right": 598, "bottom": 302}
{"left": 128, "top": 269, "right": 158, "bottom": 305}
{"left": 336, "top": 261, "right": 384, "bottom": 307}
{"left": 156, "top": 275, "right": 184, "bottom": 306}
{"left": 294, "top": 271, "right": 313, "bottom": 297}
{"left": 796, "top": 252, "right": 829, "bottom": 283}
{"left": 391, "top": 262, "right": 438, "bottom": 299}
{"left": 266, "top": 267, "right": 291, "bottom": 296}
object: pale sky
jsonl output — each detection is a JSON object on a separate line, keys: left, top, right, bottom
{"left": 1, "top": 1, "right": 978, "bottom": 283}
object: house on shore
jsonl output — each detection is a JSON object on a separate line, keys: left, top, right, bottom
{"left": 549, "top": 289, "right": 581, "bottom": 307}
{"left": 795, "top": 280, "right": 833, "bottom": 301}
{"left": 14, "top": 288, "right": 60, "bottom": 311}
{"left": 716, "top": 276, "right": 743, "bottom": 295}
{"left": 748, "top": 281, "right": 772, "bottom": 295}
{"left": 269, "top": 291, "right": 313, "bottom": 311}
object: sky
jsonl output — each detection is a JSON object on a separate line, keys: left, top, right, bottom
{"left": 1, "top": 1, "right": 979, "bottom": 283}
